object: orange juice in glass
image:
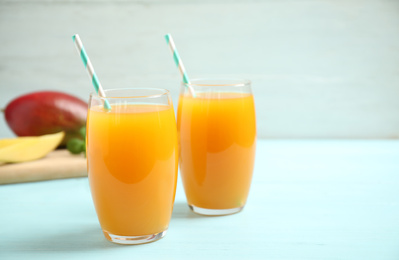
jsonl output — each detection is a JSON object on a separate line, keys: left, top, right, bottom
{"left": 177, "top": 79, "right": 256, "bottom": 216}
{"left": 87, "top": 88, "right": 178, "bottom": 244}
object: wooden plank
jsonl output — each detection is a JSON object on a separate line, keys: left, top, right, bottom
{"left": 0, "top": 150, "right": 87, "bottom": 184}
{"left": 0, "top": 0, "right": 398, "bottom": 139}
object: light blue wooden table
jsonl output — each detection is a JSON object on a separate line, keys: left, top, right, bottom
{"left": 1, "top": 140, "right": 399, "bottom": 260}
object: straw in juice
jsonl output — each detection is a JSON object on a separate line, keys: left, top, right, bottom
{"left": 164, "top": 33, "right": 196, "bottom": 97}
{"left": 72, "top": 34, "right": 111, "bottom": 109}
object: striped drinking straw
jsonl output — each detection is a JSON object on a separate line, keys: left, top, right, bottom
{"left": 164, "top": 34, "right": 196, "bottom": 97}
{"left": 72, "top": 34, "right": 111, "bottom": 109}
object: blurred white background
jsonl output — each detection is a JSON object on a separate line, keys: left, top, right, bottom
{"left": 0, "top": 0, "right": 398, "bottom": 139}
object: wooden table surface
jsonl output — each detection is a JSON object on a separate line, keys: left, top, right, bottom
{"left": 1, "top": 139, "right": 399, "bottom": 260}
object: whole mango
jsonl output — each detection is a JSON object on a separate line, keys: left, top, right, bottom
{"left": 3, "top": 91, "right": 87, "bottom": 146}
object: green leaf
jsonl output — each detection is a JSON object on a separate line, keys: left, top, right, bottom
{"left": 79, "top": 126, "right": 86, "bottom": 139}
{"left": 67, "top": 138, "right": 85, "bottom": 155}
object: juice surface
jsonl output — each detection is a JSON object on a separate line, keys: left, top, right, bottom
{"left": 87, "top": 104, "right": 178, "bottom": 236}
{"left": 177, "top": 92, "right": 256, "bottom": 209}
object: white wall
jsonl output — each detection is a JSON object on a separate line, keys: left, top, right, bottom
{"left": 1, "top": 0, "right": 398, "bottom": 139}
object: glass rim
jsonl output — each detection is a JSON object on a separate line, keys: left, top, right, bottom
{"left": 90, "top": 88, "right": 171, "bottom": 99}
{"left": 182, "top": 78, "right": 251, "bottom": 88}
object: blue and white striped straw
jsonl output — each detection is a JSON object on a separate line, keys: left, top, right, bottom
{"left": 164, "top": 34, "right": 196, "bottom": 97}
{"left": 72, "top": 34, "right": 111, "bottom": 109}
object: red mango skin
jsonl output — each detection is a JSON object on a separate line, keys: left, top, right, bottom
{"left": 4, "top": 91, "right": 88, "bottom": 145}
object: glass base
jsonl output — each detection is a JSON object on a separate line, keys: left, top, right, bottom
{"left": 103, "top": 230, "right": 167, "bottom": 245}
{"left": 188, "top": 204, "right": 244, "bottom": 216}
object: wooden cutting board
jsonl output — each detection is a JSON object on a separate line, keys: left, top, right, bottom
{"left": 0, "top": 149, "right": 87, "bottom": 184}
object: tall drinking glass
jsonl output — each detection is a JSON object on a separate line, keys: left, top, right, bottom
{"left": 177, "top": 79, "right": 256, "bottom": 216}
{"left": 87, "top": 88, "right": 178, "bottom": 244}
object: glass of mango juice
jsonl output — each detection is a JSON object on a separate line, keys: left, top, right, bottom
{"left": 86, "top": 88, "right": 178, "bottom": 244}
{"left": 177, "top": 79, "right": 256, "bottom": 216}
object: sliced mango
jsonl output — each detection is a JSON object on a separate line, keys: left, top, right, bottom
{"left": 0, "top": 136, "right": 42, "bottom": 148}
{"left": 0, "top": 132, "right": 65, "bottom": 163}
